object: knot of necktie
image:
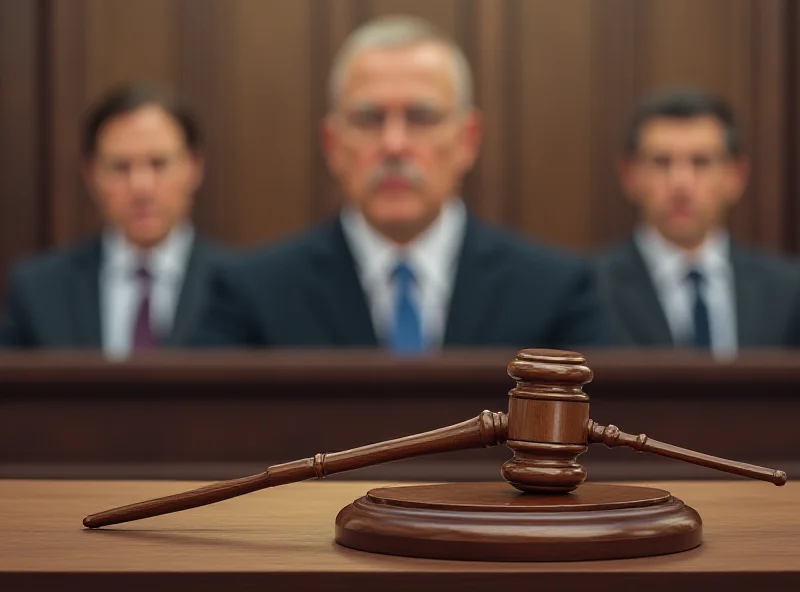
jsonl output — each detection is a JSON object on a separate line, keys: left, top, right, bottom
{"left": 135, "top": 265, "right": 153, "bottom": 285}
{"left": 686, "top": 268, "right": 704, "bottom": 288}
{"left": 392, "top": 261, "right": 416, "bottom": 287}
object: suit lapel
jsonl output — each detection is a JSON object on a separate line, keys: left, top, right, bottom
{"left": 165, "top": 237, "right": 209, "bottom": 347}
{"left": 308, "top": 220, "right": 378, "bottom": 346}
{"left": 443, "top": 217, "right": 499, "bottom": 346}
{"left": 731, "top": 246, "right": 762, "bottom": 347}
{"left": 610, "top": 240, "right": 674, "bottom": 346}
{"left": 67, "top": 238, "right": 103, "bottom": 348}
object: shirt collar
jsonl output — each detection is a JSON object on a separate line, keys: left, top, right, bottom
{"left": 340, "top": 199, "right": 467, "bottom": 291}
{"left": 634, "top": 225, "right": 731, "bottom": 286}
{"left": 102, "top": 223, "right": 195, "bottom": 280}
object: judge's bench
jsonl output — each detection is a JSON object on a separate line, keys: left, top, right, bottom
{"left": 2, "top": 348, "right": 798, "bottom": 480}
{"left": 1, "top": 349, "right": 799, "bottom": 588}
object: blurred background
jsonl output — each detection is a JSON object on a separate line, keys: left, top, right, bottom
{"left": 1, "top": 0, "right": 799, "bottom": 483}
{"left": 2, "top": 0, "right": 799, "bottom": 293}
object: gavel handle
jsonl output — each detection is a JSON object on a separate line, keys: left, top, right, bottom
{"left": 82, "top": 410, "right": 508, "bottom": 528}
{"left": 587, "top": 420, "right": 787, "bottom": 485}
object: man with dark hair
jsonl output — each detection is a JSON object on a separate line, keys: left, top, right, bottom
{"left": 0, "top": 83, "right": 227, "bottom": 354}
{"left": 195, "top": 15, "right": 610, "bottom": 351}
{"left": 597, "top": 86, "right": 800, "bottom": 354}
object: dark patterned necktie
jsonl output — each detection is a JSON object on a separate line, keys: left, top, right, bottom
{"left": 686, "top": 268, "right": 711, "bottom": 349}
{"left": 132, "top": 266, "right": 155, "bottom": 350}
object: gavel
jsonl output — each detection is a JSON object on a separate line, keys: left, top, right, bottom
{"left": 83, "top": 349, "right": 787, "bottom": 528}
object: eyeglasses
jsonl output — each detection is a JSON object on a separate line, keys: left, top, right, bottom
{"left": 339, "top": 105, "right": 458, "bottom": 141}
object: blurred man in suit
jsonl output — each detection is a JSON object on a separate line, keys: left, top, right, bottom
{"left": 597, "top": 87, "right": 800, "bottom": 355}
{"left": 0, "top": 83, "right": 226, "bottom": 356}
{"left": 196, "top": 15, "right": 610, "bottom": 351}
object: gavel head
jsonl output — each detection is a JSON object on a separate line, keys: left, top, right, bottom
{"left": 501, "top": 349, "right": 593, "bottom": 494}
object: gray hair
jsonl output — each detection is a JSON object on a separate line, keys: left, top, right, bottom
{"left": 328, "top": 15, "right": 474, "bottom": 111}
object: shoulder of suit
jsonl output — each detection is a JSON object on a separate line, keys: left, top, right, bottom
{"left": 592, "top": 238, "right": 637, "bottom": 268}
{"left": 190, "top": 235, "right": 236, "bottom": 263}
{"left": 4, "top": 235, "right": 101, "bottom": 287}
{"left": 731, "top": 242, "right": 800, "bottom": 281}
{"left": 467, "top": 217, "right": 591, "bottom": 275}
{"left": 211, "top": 219, "right": 340, "bottom": 276}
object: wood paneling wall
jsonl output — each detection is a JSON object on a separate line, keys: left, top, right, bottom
{"left": 0, "top": 0, "right": 797, "bottom": 289}
{"left": 789, "top": 0, "right": 800, "bottom": 253}
{"left": 0, "top": 0, "right": 43, "bottom": 294}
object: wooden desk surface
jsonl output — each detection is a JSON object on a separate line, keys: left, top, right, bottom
{"left": 1, "top": 479, "right": 797, "bottom": 591}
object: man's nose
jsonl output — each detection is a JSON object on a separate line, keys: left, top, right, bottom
{"left": 667, "top": 160, "right": 696, "bottom": 189}
{"left": 128, "top": 164, "right": 157, "bottom": 193}
{"left": 379, "top": 113, "right": 412, "bottom": 155}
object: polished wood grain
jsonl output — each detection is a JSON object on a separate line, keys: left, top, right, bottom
{"left": 83, "top": 411, "right": 508, "bottom": 528}
{"left": 81, "top": 348, "right": 786, "bottom": 528}
{"left": 588, "top": 420, "right": 788, "bottom": 485}
{"left": 364, "top": 481, "right": 672, "bottom": 510}
{"left": 1, "top": 480, "right": 797, "bottom": 590}
{"left": 502, "top": 349, "right": 785, "bottom": 492}
{"left": 336, "top": 482, "right": 702, "bottom": 561}
{"left": 507, "top": 398, "right": 589, "bottom": 443}
{"left": 503, "top": 349, "right": 593, "bottom": 491}
{"left": 7, "top": 347, "right": 800, "bottom": 383}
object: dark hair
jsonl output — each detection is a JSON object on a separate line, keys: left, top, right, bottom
{"left": 624, "top": 87, "right": 740, "bottom": 157}
{"left": 81, "top": 82, "right": 202, "bottom": 157}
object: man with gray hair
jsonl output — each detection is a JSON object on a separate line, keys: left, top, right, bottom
{"left": 195, "top": 15, "right": 610, "bottom": 351}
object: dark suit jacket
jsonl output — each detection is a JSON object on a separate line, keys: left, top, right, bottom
{"left": 0, "top": 234, "right": 227, "bottom": 349}
{"left": 595, "top": 238, "right": 800, "bottom": 347}
{"left": 194, "top": 215, "right": 612, "bottom": 349}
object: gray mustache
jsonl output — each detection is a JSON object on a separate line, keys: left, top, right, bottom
{"left": 367, "top": 160, "right": 424, "bottom": 190}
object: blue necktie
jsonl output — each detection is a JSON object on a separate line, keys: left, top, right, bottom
{"left": 686, "top": 269, "right": 711, "bottom": 348}
{"left": 390, "top": 261, "right": 424, "bottom": 353}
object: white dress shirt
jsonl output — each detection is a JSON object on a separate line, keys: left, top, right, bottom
{"left": 634, "top": 226, "right": 737, "bottom": 358}
{"left": 340, "top": 199, "right": 467, "bottom": 348}
{"left": 100, "top": 224, "right": 194, "bottom": 359}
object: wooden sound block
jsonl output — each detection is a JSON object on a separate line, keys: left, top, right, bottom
{"left": 335, "top": 482, "right": 702, "bottom": 561}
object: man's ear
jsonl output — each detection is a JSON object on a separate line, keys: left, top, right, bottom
{"left": 457, "top": 108, "right": 483, "bottom": 173}
{"left": 618, "top": 156, "right": 640, "bottom": 205}
{"left": 189, "top": 150, "right": 206, "bottom": 192}
{"left": 322, "top": 115, "right": 342, "bottom": 175}
{"left": 725, "top": 156, "right": 750, "bottom": 206}
{"left": 82, "top": 158, "right": 99, "bottom": 203}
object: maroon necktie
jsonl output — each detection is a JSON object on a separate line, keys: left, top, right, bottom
{"left": 132, "top": 266, "right": 155, "bottom": 350}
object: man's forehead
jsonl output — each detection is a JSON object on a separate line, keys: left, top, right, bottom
{"left": 96, "top": 107, "right": 185, "bottom": 153}
{"left": 640, "top": 116, "right": 727, "bottom": 150}
{"left": 339, "top": 42, "right": 457, "bottom": 106}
